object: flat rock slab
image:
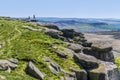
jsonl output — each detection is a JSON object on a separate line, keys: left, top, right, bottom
{"left": 91, "top": 41, "right": 112, "bottom": 52}
{"left": 73, "top": 53, "right": 100, "bottom": 70}
{"left": 0, "top": 59, "right": 18, "bottom": 70}
{"left": 65, "top": 42, "right": 82, "bottom": 53}
{"left": 26, "top": 61, "right": 45, "bottom": 80}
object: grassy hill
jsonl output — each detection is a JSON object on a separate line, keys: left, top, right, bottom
{"left": 0, "top": 17, "right": 80, "bottom": 80}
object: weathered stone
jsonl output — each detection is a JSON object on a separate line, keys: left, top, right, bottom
{"left": 62, "top": 71, "right": 76, "bottom": 80}
{"left": 65, "top": 42, "right": 82, "bottom": 53}
{"left": 71, "top": 69, "right": 87, "bottom": 80}
{"left": 83, "top": 43, "right": 114, "bottom": 62}
{"left": 88, "top": 62, "right": 120, "bottom": 80}
{"left": 91, "top": 42, "right": 113, "bottom": 52}
{"left": 44, "top": 57, "right": 51, "bottom": 62}
{"left": 0, "top": 60, "right": 17, "bottom": 70}
{"left": 73, "top": 53, "right": 100, "bottom": 70}
{"left": 50, "top": 62, "right": 61, "bottom": 72}
{"left": 60, "top": 76, "right": 75, "bottom": 80}
{"left": 82, "top": 42, "right": 92, "bottom": 47}
{"left": 37, "top": 22, "right": 59, "bottom": 30}
{"left": 104, "top": 62, "right": 119, "bottom": 80}
{"left": 45, "top": 28, "right": 63, "bottom": 39}
{"left": 56, "top": 51, "right": 67, "bottom": 58}
{"left": 7, "top": 58, "right": 18, "bottom": 64}
{"left": 61, "top": 29, "right": 84, "bottom": 39}
{"left": 0, "top": 75, "right": 6, "bottom": 80}
{"left": 49, "top": 65, "right": 58, "bottom": 75}
{"left": 49, "top": 62, "right": 62, "bottom": 75}
{"left": 26, "top": 61, "right": 45, "bottom": 80}
{"left": 62, "top": 47, "right": 75, "bottom": 57}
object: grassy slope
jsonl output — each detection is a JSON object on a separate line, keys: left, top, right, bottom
{"left": 0, "top": 18, "right": 80, "bottom": 80}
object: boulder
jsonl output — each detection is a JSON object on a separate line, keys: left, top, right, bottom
{"left": 83, "top": 42, "right": 114, "bottom": 62}
{"left": 71, "top": 69, "right": 87, "bottom": 80}
{"left": 88, "top": 62, "right": 120, "bottom": 80}
{"left": 50, "top": 62, "right": 62, "bottom": 72}
{"left": 60, "top": 76, "right": 75, "bottom": 80}
{"left": 61, "top": 71, "right": 76, "bottom": 80}
{"left": 73, "top": 53, "right": 100, "bottom": 70}
{"left": 61, "top": 29, "right": 84, "bottom": 39}
{"left": 55, "top": 51, "right": 67, "bottom": 58}
{"left": 49, "top": 65, "right": 58, "bottom": 75}
{"left": 62, "top": 47, "right": 75, "bottom": 57}
{"left": 0, "top": 59, "right": 18, "bottom": 70}
{"left": 49, "top": 62, "right": 62, "bottom": 75}
{"left": 26, "top": 61, "right": 45, "bottom": 80}
{"left": 7, "top": 58, "right": 18, "bottom": 64}
{"left": 82, "top": 42, "right": 92, "bottom": 47}
{"left": 37, "top": 22, "right": 59, "bottom": 30}
{"left": 65, "top": 42, "right": 82, "bottom": 53}
{"left": 0, "top": 75, "right": 6, "bottom": 80}
{"left": 45, "top": 28, "right": 63, "bottom": 39}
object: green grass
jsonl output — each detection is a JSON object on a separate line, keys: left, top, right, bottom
{"left": 0, "top": 18, "right": 80, "bottom": 80}
{"left": 115, "top": 57, "right": 120, "bottom": 70}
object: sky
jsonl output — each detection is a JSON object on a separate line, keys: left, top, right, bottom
{"left": 0, "top": 0, "right": 120, "bottom": 18}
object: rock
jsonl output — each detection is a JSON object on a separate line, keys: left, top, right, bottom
{"left": 88, "top": 62, "right": 120, "bottom": 80}
{"left": 91, "top": 42, "right": 113, "bottom": 52}
{"left": 104, "top": 62, "right": 119, "bottom": 80}
{"left": 44, "top": 57, "right": 51, "bottom": 62}
{"left": 62, "top": 71, "right": 76, "bottom": 80}
{"left": 49, "top": 65, "right": 58, "bottom": 75}
{"left": 26, "top": 61, "right": 45, "bottom": 80}
{"left": 61, "top": 29, "right": 84, "bottom": 39}
{"left": 65, "top": 42, "right": 82, "bottom": 53}
{"left": 7, "top": 58, "right": 18, "bottom": 64}
{"left": 82, "top": 42, "right": 92, "bottom": 47}
{"left": 0, "top": 75, "right": 6, "bottom": 80}
{"left": 37, "top": 22, "right": 59, "bottom": 30}
{"left": 62, "top": 47, "right": 75, "bottom": 57}
{"left": 83, "top": 42, "right": 114, "bottom": 62}
{"left": 73, "top": 53, "right": 100, "bottom": 70}
{"left": 0, "top": 60, "right": 18, "bottom": 70}
{"left": 49, "top": 62, "right": 62, "bottom": 75}
{"left": 45, "top": 28, "right": 63, "bottom": 39}
{"left": 56, "top": 51, "right": 67, "bottom": 58}
{"left": 60, "top": 76, "right": 75, "bottom": 80}
{"left": 71, "top": 69, "right": 87, "bottom": 80}
{"left": 50, "top": 62, "right": 61, "bottom": 72}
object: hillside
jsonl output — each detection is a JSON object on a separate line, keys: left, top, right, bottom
{"left": 0, "top": 17, "right": 120, "bottom": 80}
{"left": 0, "top": 17, "right": 80, "bottom": 80}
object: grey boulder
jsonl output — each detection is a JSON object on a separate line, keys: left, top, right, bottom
{"left": 26, "top": 61, "right": 45, "bottom": 80}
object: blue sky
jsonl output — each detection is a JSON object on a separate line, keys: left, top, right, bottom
{"left": 0, "top": 0, "right": 120, "bottom": 18}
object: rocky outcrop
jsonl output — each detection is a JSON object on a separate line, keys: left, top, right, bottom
{"left": 83, "top": 42, "right": 114, "bottom": 62}
{"left": 61, "top": 29, "right": 84, "bottom": 39}
{"left": 49, "top": 62, "right": 62, "bottom": 75}
{"left": 65, "top": 42, "right": 82, "bottom": 53}
{"left": 88, "top": 62, "right": 120, "bottom": 80}
{"left": 73, "top": 53, "right": 100, "bottom": 70}
{"left": 45, "top": 28, "right": 63, "bottom": 39}
{"left": 71, "top": 69, "right": 87, "bottom": 80}
{"left": 55, "top": 50, "right": 67, "bottom": 59}
{"left": 26, "top": 61, "right": 45, "bottom": 80}
{"left": 36, "top": 22, "right": 60, "bottom": 30}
